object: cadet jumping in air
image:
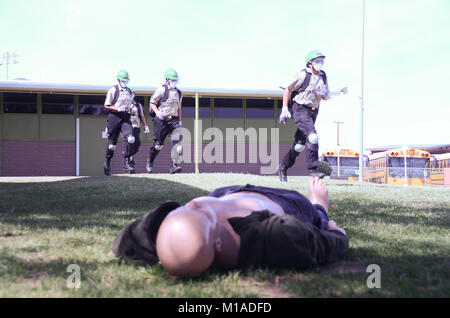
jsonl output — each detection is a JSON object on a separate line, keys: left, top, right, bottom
{"left": 121, "top": 87, "right": 150, "bottom": 174}
{"left": 278, "top": 50, "right": 347, "bottom": 182}
{"left": 146, "top": 69, "right": 183, "bottom": 174}
{"left": 103, "top": 69, "right": 135, "bottom": 176}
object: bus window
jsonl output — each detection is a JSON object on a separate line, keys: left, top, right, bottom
{"left": 389, "top": 157, "right": 429, "bottom": 178}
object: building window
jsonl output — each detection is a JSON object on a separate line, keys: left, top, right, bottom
{"left": 78, "top": 95, "right": 109, "bottom": 115}
{"left": 214, "top": 98, "right": 242, "bottom": 118}
{"left": 181, "top": 97, "right": 211, "bottom": 118}
{"left": 3, "top": 92, "right": 38, "bottom": 113}
{"left": 42, "top": 94, "right": 74, "bottom": 115}
{"left": 246, "top": 99, "right": 274, "bottom": 118}
{"left": 134, "top": 95, "right": 145, "bottom": 106}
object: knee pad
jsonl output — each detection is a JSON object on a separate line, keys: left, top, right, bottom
{"left": 108, "top": 144, "right": 116, "bottom": 151}
{"left": 306, "top": 133, "right": 319, "bottom": 151}
{"left": 154, "top": 143, "right": 164, "bottom": 151}
{"left": 127, "top": 136, "right": 135, "bottom": 144}
{"left": 171, "top": 144, "right": 183, "bottom": 163}
{"left": 294, "top": 143, "right": 306, "bottom": 152}
{"left": 308, "top": 133, "right": 319, "bottom": 144}
{"left": 176, "top": 144, "right": 183, "bottom": 155}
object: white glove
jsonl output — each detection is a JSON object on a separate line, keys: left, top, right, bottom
{"left": 156, "top": 111, "right": 167, "bottom": 121}
{"left": 279, "top": 107, "right": 291, "bottom": 124}
{"left": 144, "top": 125, "right": 150, "bottom": 134}
{"left": 177, "top": 121, "right": 182, "bottom": 128}
{"left": 329, "top": 86, "right": 349, "bottom": 98}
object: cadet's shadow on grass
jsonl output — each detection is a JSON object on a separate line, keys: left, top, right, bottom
{"left": 0, "top": 176, "right": 209, "bottom": 231}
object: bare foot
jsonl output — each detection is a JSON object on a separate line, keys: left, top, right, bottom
{"left": 307, "top": 176, "right": 329, "bottom": 214}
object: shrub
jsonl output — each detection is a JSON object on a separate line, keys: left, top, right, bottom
{"left": 318, "top": 160, "right": 332, "bottom": 176}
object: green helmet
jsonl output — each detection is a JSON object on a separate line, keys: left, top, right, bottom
{"left": 164, "top": 68, "right": 179, "bottom": 80}
{"left": 117, "top": 69, "right": 130, "bottom": 82}
{"left": 305, "top": 50, "right": 326, "bottom": 66}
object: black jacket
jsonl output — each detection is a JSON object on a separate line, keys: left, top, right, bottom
{"left": 229, "top": 210, "right": 349, "bottom": 270}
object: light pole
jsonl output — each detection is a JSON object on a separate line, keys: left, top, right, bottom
{"left": 333, "top": 121, "right": 344, "bottom": 146}
{"left": 333, "top": 121, "right": 344, "bottom": 177}
{"left": 402, "top": 146, "right": 409, "bottom": 186}
{"left": 337, "top": 145, "right": 341, "bottom": 177}
{"left": 359, "top": 0, "right": 366, "bottom": 183}
{"left": 0, "top": 52, "right": 20, "bottom": 80}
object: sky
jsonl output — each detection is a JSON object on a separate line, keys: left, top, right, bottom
{"left": 1, "top": 0, "right": 449, "bottom": 153}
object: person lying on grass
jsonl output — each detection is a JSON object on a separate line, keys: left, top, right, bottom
{"left": 112, "top": 177, "right": 348, "bottom": 277}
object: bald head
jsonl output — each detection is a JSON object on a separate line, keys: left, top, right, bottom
{"left": 156, "top": 207, "right": 219, "bottom": 276}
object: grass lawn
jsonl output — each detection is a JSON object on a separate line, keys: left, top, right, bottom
{"left": 0, "top": 173, "right": 449, "bottom": 297}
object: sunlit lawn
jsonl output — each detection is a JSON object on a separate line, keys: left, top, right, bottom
{"left": 0, "top": 174, "right": 449, "bottom": 297}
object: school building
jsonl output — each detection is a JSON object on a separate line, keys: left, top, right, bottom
{"left": 0, "top": 80, "right": 310, "bottom": 177}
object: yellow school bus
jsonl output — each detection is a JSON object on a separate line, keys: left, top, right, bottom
{"left": 321, "top": 148, "right": 368, "bottom": 181}
{"left": 427, "top": 153, "right": 450, "bottom": 185}
{"left": 366, "top": 149, "right": 431, "bottom": 185}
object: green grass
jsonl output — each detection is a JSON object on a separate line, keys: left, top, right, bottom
{"left": 0, "top": 174, "right": 449, "bottom": 297}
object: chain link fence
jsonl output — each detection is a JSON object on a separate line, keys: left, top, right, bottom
{"left": 329, "top": 165, "right": 449, "bottom": 186}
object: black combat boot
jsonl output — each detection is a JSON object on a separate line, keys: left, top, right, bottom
{"left": 169, "top": 162, "right": 182, "bottom": 174}
{"left": 128, "top": 156, "right": 136, "bottom": 174}
{"left": 123, "top": 157, "right": 134, "bottom": 174}
{"left": 279, "top": 165, "right": 288, "bottom": 182}
{"left": 146, "top": 158, "right": 153, "bottom": 173}
{"left": 104, "top": 158, "right": 112, "bottom": 176}
{"left": 309, "top": 169, "right": 326, "bottom": 179}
